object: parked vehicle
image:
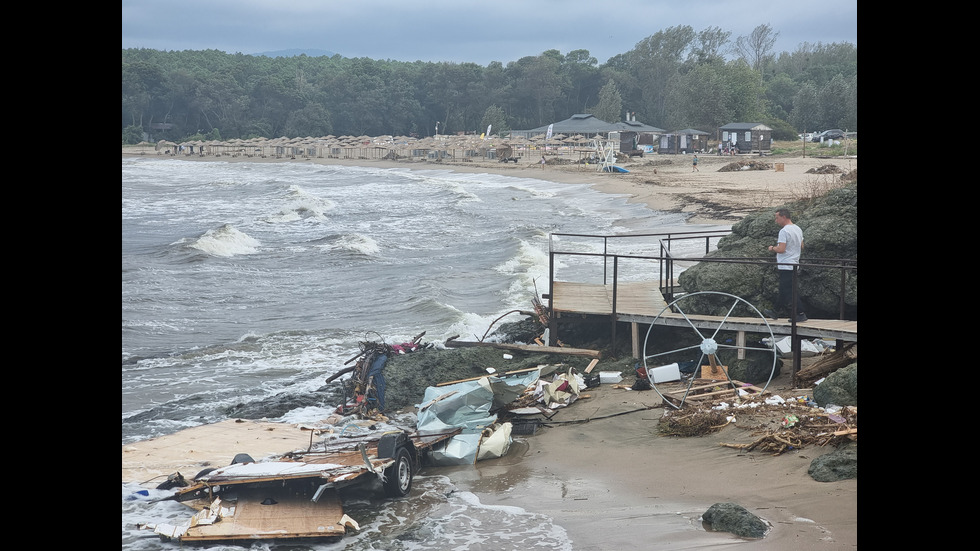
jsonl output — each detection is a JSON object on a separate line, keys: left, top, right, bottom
{"left": 810, "top": 129, "right": 845, "bottom": 142}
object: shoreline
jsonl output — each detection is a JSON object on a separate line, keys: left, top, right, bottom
{"left": 122, "top": 150, "right": 857, "bottom": 226}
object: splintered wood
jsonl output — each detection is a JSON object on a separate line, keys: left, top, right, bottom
{"left": 661, "top": 379, "right": 766, "bottom": 408}
{"left": 657, "top": 390, "right": 858, "bottom": 455}
{"left": 717, "top": 404, "right": 858, "bottom": 455}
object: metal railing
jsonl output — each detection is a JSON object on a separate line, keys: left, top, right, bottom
{"left": 548, "top": 229, "right": 730, "bottom": 289}
{"left": 546, "top": 231, "right": 857, "bottom": 368}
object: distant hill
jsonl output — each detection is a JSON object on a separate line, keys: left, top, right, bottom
{"left": 252, "top": 49, "right": 337, "bottom": 58}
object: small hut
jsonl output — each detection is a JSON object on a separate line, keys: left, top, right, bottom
{"left": 657, "top": 129, "right": 710, "bottom": 154}
{"left": 717, "top": 123, "right": 773, "bottom": 154}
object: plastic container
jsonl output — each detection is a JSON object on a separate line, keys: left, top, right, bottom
{"left": 598, "top": 371, "right": 622, "bottom": 384}
{"left": 649, "top": 363, "right": 681, "bottom": 383}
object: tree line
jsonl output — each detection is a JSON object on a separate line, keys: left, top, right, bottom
{"left": 122, "top": 24, "right": 856, "bottom": 145}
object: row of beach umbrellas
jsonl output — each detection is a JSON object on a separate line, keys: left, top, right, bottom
{"left": 143, "top": 132, "right": 596, "bottom": 157}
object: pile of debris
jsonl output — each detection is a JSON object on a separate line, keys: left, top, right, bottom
{"left": 658, "top": 394, "right": 857, "bottom": 456}
{"left": 718, "top": 160, "right": 773, "bottom": 172}
{"left": 805, "top": 164, "right": 845, "bottom": 174}
{"left": 325, "top": 332, "right": 433, "bottom": 418}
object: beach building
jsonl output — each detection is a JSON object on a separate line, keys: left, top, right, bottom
{"left": 510, "top": 114, "right": 623, "bottom": 140}
{"left": 657, "top": 128, "right": 711, "bottom": 154}
{"left": 511, "top": 114, "right": 664, "bottom": 155}
{"left": 612, "top": 119, "right": 665, "bottom": 135}
{"left": 718, "top": 122, "right": 773, "bottom": 154}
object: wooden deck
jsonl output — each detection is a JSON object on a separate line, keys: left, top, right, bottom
{"left": 549, "top": 280, "right": 857, "bottom": 356}
{"left": 551, "top": 280, "right": 669, "bottom": 317}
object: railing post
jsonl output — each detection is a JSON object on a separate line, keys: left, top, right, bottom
{"left": 547, "top": 248, "right": 556, "bottom": 347}
{"left": 611, "top": 256, "right": 619, "bottom": 349}
{"left": 791, "top": 264, "right": 801, "bottom": 377}
{"left": 603, "top": 237, "right": 609, "bottom": 285}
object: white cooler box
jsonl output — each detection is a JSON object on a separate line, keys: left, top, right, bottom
{"left": 649, "top": 362, "right": 681, "bottom": 383}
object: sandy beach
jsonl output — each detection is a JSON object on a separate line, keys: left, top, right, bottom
{"left": 122, "top": 148, "right": 858, "bottom": 549}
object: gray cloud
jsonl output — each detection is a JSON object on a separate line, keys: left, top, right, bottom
{"left": 122, "top": 0, "right": 857, "bottom": 65}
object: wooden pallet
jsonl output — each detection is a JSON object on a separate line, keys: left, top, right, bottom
{"left": 662, "top": 379, "right": 767, "bottom": 408}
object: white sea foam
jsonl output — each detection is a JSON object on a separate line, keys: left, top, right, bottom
{"left": 185, "top": 224, "right": 261, "bottom": 257}
{"left": 324, "top": 233, "right": 381, "bottom": 255}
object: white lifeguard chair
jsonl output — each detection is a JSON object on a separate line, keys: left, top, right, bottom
{"left": 591, "top": 138, "right": 616, "bottom": 172}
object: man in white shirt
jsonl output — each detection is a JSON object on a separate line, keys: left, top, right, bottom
{"left": 766, "top": 208, "right": 807, "bottom": 322}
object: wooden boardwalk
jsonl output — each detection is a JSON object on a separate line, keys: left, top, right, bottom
{"left": 550, "top": 280, "right": 669, "bottom": 318}
{"left": 549, "top": 280, "right": 858, "bottom": 354}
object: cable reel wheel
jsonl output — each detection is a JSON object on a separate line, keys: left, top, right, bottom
{"left": 641, "top": 291, "right": 777, "bottom": 409}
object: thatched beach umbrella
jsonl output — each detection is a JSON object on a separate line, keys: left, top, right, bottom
{"left": 134, "top": 141, "right": 155, "bottom": 154}
{"left": 155, "top": 139, "right": 176, "bottom": 152}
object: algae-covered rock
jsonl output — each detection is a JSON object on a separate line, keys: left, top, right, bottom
{"left": 677, "top": 184, "right": 857, "bottom": 320}
{"left": 812, "top": 363, "right": 857, "bottom": 407}
{"left": 808, "top": 442, "right": 857, "bottom": 482}
{"left": 702, "top": 502, "right": 769, "bottom": 538}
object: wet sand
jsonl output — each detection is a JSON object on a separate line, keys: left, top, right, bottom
{"left": 448, "top": 367, "right": 858, "bottom": 550}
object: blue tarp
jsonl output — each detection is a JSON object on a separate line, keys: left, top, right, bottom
{"left": 367, "top": 353, "right": 388, "bottom": 411}
{"left": 415, "top": 369, "right": 541, "bottom": 465}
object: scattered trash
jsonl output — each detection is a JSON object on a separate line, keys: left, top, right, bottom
{"left": 771, "top": 336, "right": 822, "bottom": 358}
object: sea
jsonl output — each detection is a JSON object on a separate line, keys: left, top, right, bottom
{"left": 121, "top": 157, "right": 726, "bottom": 550}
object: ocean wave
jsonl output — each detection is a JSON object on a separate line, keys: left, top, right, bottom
{"left": 505, "top": 183, "right": 557, "bottom": 198}
{"left": 339, "top": 475, "right": 573, "bottom": 550}
{"left": 184, "top": 223, "right": 261, "bottom": 257}
{"left": 394, "top": 169, "right": 482, "bottom": 203}
{"left": 319, "top": 233, "right": 381, "bottom": 256}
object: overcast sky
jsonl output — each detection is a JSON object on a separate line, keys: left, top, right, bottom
{"left": 122, "top": 0, "right": 857, "bottom": 66}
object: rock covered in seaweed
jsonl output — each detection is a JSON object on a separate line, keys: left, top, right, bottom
{"left": 677, "top": 184, "right": 857, "bottom": 319}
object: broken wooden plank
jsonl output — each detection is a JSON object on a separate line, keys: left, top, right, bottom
{"left": 435, "top": 367, "right": 542, "bottom": 387}
{"left": 443, "top": 338, "right": 601, "bottom": 358}
{"left": 662, "top": 379, "right": 767, "bottom": 407}
{"left": 123, "top": 420, "right": 317, "bottom": 486}
{"left": 179, "top": 485, "right": 347, "bottom": 542}
{"left": 584, "top": 358, "right": 600, "bottom": 373}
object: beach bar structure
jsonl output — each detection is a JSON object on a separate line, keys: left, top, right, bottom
{"left": 718, "top": 122, "right": 773, "bottom": 154}
{"left": 511, "top": 114, "right": 621, "bottom": 140}
{"left": 512, "top": 114, "right": 662, "bottom": 142}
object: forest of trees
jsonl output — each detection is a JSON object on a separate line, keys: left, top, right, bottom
{"left": 122, "top": 24, "right": 856, "bottom": 145}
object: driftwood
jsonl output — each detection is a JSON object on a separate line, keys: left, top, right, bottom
{"left": 720, "top": 432, "right": 802, "bottom": 454}
{"left": 324, "top": 365, "right": 356, "bottom": 384}
{"left": 795, "top": 342, "right": 857, "bottom": 385}
{"left": 443, "top": 336, "right": 601, "bottom": 358}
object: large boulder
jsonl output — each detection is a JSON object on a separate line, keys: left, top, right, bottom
{"left": 812, "top": 363, "right": 857, "bottom": 407}
{"left": 677, "top": 184, "right": 857, "bottom": 320}
{"left": 701, "top": 502, "right": 769, "bottom": 538}
{"left": 808, "top": 442, "right": 857, "bottom": 481}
